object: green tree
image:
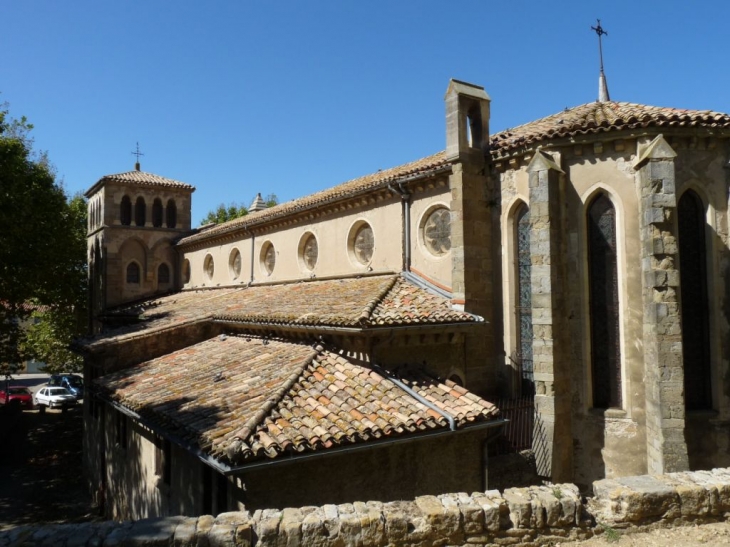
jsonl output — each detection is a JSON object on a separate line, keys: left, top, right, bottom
{"left": 200, "top": 202, "right": 248, "bottom": 226}
{"left": 0, "top": 104, "right": 87, "bottom": 375}
{"left": 264, "top": 193, "right": 279, "bottom": 208}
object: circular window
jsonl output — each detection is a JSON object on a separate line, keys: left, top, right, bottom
{"left": 423, "top": 207, "right": 451, "bottom": 256}
{"left": 300, "top": 233, "right": 318, "bottom": 271}
{"left": 351, "top": 222, "right": 374, "bottom": 265}
{"left": 261, "top": 242, "right": 276, "bottom": 275}
{"left": 182, "top": 259, "right": 191, "bottom": 284}
{"left": 229, "top": 248, "right": 242, "bottom": 280}
{"left": 204, "top": 254, "right": 214, "bottom": 280}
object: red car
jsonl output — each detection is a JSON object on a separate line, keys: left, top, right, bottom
{"left": 0, "top": 386, "right": 34, "bottom": 410}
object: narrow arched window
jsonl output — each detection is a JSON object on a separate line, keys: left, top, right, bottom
{"left": 126, "top": 262, "right": 140, "bottom": 284}
{"left": 678, "top": 190, "right": 712, "bottom": 410}
{"left": 120, "top": 196, "right": 132, "bottom": 226}
{"left": 588, "top": 194, "right": 621, "bottom": 409}
{"left": 135, "top": 197, "right": 146, "bottom": 227}
{"left": 158, "top": 263, "right": 170, "bottom": 285}
{"left": 152, "top": 198, "right": 163, "bottom": 227}
{"left": 515, "top": 203, "right": 533, "bottom": 394}
{"left": 166, "top": 199, "right": 177, "bottom": 228}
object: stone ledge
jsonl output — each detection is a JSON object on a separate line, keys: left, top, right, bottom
{"left": 1, "top": 468, "right": 728, "bottom": 547}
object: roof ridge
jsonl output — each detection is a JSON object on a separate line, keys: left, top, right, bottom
{"left": 225, "top": 342, "right": 324, "bottom": 460}
{"left": 358, "top": 275, "right": 399, "bottom": 325}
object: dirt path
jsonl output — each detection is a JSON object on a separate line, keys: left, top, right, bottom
{"left": 0, "top": 405, "right": 98, "bottom": 530}
{"left": 558, "top": 521, "right": 730, "bottom": 546}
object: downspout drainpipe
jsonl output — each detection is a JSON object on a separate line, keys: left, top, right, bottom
{"left": 245, "top": 229, "right": 255, "bottom": 284}
{"left": 371, "top": 362, "right": 456, "bottom": 431}
{"left": 388, "top": 183, "right": 411, "bottom": 272}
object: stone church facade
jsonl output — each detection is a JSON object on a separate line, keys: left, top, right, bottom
{"left": 79, "top": 80, "right": 730, "bottom": 519}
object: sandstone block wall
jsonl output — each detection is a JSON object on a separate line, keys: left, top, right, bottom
{"left": 3, "top": 468, "right": 729, "bottom": 546}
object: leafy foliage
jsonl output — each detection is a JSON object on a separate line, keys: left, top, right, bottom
{"left": 200, "top": 202, "right": 248, "bottom": 225}
{"left": 0, "top": 104, "right": 87, "bottom": 375}
{"left": 199, "top": 195, "right": 278, "bottom": 226}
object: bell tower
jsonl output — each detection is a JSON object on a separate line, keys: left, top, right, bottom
{"left": 85, "top": 162, "right": 194, "bottom": 330}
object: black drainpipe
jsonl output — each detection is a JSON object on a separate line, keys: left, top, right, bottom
{"left": 388, "top": 183, "right": 411, "bottom": 272}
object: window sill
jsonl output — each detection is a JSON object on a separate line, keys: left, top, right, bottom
{"left": 588, "top": 407, "right": 628, "bottom": 420}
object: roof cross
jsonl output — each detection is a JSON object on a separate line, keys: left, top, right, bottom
{"left": 591, "top": 19, "right": 611, "bottom": 102}
{"left": 131, "top": 142, "right": 144, "bottom": 171}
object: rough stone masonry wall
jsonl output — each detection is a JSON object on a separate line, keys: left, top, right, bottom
{"left": 3, "top": 468, "right": 729, "bottom": 547}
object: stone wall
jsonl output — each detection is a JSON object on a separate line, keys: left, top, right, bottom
{"left": 4, "top": 468, "right": 729, "bottom": 546}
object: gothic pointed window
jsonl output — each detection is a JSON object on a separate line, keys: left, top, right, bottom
{"left": 152, "top": 198, "right": 163, "bottom": 227}
{"left": 678, "top": 190, "right": 712, "bottom": 410}
{"left": 126, "top": 262, "right": 140, "bottom": 284}
{"left": 120, "top": 196, "right": 132, "bottom": 226}
{"left": 588, "top": 194, "right": 621, "bottom": 409}
{"left": 166, "top": 199, "right": 177, "bottom": 228}
{"left": 515, "top": 203, "right": 533, "bottom": 393}
{"left": 135, "top": 197, "right": 146, "bottom": 227}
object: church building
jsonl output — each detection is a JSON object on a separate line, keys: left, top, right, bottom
{"left": 78, "top": 78, "right": 730, "bottom": 520}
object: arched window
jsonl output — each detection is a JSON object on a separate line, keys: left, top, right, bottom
{"left": 587, "top": 194, "right": 621, "bottom": 409}
{"left": 166, "top": 199, "right": 177, "bottom": 228}
{"left": 152, "top": 198, "right": 163, "bottom": 227}
{"left": 135, "top": 197, "right": 146, "bottom": 227}
{"left": 120, "top": 196, "right": 132, "bottom": 226}
{"left": 158, "top": 263, "right": 170, "bottom": 285}
{"left": 126, "top": 262, "right": 140, "bottom": 284}
{"left": 514, "top": 203, "right": 533, "bottom": 394}
{"left": 678, "top": 190, "right": 712, "bottom": 410}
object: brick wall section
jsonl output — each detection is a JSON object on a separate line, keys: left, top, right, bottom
{"left": 526, "top": 151, "right": 572, "bottom": 482}
{"left": 4, "top": 468, "right": 729, "bottom": 546}
{"left": 635, "top": 135, "right": 690, "bottom": 474}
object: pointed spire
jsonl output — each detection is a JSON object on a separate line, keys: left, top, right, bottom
{"left": 591, "top": 19, "right": 611, "bottom": 102}
{"left": 248, "top": 193, "right": 267, "bottom": 213}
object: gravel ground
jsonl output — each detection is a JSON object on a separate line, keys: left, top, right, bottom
{"left": 560, "top": 521, "right": 730, "bottom": 546}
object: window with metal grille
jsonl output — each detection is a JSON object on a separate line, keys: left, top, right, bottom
{"left": 152, "top": 198, "right": 163, "bottom": 227}
{"left": 120, "top": 195, "right": 132, "bottom": 225}
{"left": 135, "top": 197, "right": 146, "bottom": 227}
{"left": 515, "top": 203, "right": 534, "bottom": 393}
{"left": 678, "top": 190, "right": 712, "bottom": 410}
{"left": 587, "top": 194, "right": 621, "bottom": 409}
{"left": 126, "top": 262, "right": 140, "bottom": 284}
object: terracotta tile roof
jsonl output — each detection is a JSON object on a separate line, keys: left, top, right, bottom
{"left": 178, "top": 152, "right": 449, "bottom": 246}
{"left": 216, "top": 275, "right": 478, "bottom": 328}
{"left": 80, "top": 275, "right": 480, "bottom": 349}
{"left": 491, "top": 101, "right": 730, "bottom": 154}
{"left": 94, "top": 336, "right": 500, "bottom": 465}
{"left": 91, "top": 170, "right": 194, "bottom": 191}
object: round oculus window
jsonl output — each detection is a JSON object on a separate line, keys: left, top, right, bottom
{"left": 229, "top": 248, "right": 242, "bottom": 279}
{"left": 302, "top": 234, "right": 318, "bottom": 270}
{"left": 204, "top": 254, "right": 214, "bottom": 280}
{"left": 353, "top": 223, "right": 374, "bottom": 265}
{"left": 262, "top": 243, "right": 276, "bottom": 275}
{"left": 423, "top": 207, "right": 451, "bottom": 256}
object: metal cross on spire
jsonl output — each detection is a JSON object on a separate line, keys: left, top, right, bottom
{"left": 591, "top": 19, "right": 611, "bottom": 102}
{"left": 131, "top": 142, "right": 144, "bottom": 171}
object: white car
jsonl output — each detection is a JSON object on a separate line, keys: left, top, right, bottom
{"left": 35, "top": 386, "right": 77, "bottom": 412}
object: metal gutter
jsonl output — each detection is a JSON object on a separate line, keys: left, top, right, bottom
{"left": 211, "top": 319, "right": 484, "bottom": 336}
{"left": 371, "top": 362, "right": 455, "bottom": 431}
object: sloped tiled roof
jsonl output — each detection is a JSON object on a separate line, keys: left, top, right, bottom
{"left": 491, "top": 101, "right": 730, "bottom": 154}
{"left": 178, "top": 152, "right": 449, "bottom": 246}
{"left": 94, "top": 336, "right": 500, "bottom": 465}
{"left": 88, "top": 170, "right": 195, "bottom": 194}
{"left": 80, "top": 275, "right": 480, "bottom": 350}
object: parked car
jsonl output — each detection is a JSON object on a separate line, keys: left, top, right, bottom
{"left": 0, "top": 386, "right": 34, "bottom": 410}
{"left": 49, "top": 374, "right": 84, "bottom": 400}
{"left": 35, "top": 386, "right": 77, "bottom": 412}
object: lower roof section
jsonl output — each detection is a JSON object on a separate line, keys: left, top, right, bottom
{"left": 93, "top": 334, "right": 500, "bottom": 468}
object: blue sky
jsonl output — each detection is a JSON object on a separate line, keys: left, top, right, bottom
{"left": 3, "top": 1, "right": 729, "bottom": 225}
